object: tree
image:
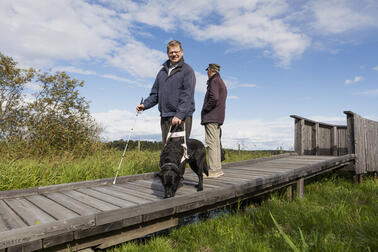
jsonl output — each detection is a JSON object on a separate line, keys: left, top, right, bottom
{"left": 0, "top": 53, "right": 34, "bottom": 140}
{"left": 0, "top": 52, "right": 102, "bottom": 155}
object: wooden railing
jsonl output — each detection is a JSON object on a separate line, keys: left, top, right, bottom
{"left": 291, "top": 112, "right": 378, "bottom": 175}
{"left": 345, "top": 111, "right": 378, "bottom": 174}
{"left": 290, "top": 115, "right": 348, "bottom": 156}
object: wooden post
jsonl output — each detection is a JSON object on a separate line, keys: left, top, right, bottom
{"left": 294, "top": 119, "right": 305, "bottom": 155}
{"left": 374, "top": 172, "right": 377, "bottom": 183}
{"left": 331, "top": 126, "right": 338, "bottom": 156}
{"left": 137, "top": 140, "right": 141, "bottom": 152}
{"left": 359, "top": 174, "right": 363, "bottom": 185}
{"left": 313, "top": 123, "right": 319, "bottom": 155}
{"left": 296, "top": 178, "right": 304, "bottom": 199}
{"left": 286, "top": 185, "right": 292, "bottom": 201}
{"left": 238, "top": 144, "right": 240, "bottom": 155}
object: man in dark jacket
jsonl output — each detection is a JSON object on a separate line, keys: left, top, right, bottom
{"left": 201, "top": 63, "right": 227, "bottom": 178}
{"left": 136, "top": 40, "right": 196, "bottom": 146}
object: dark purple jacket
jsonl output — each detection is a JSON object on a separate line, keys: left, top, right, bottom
{"left": 201, "top": 73, "right": 227, "bottom": 125}
{"left": 143, "top": 58, "right": 196, "bottom": 120}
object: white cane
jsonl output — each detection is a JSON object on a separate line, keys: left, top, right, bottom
{"left": 113, "top": 98, "right": 143, "bottom": 184}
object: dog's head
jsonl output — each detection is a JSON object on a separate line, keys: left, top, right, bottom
{"left": 157, "top": 162, "right": 182, "bottom": 198}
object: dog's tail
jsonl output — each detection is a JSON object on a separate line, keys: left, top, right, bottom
{"left": 203, "top": 158, "right": 209, "bottom": 176}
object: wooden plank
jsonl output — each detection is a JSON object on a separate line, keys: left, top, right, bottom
{"left": 62, "top": 190, "right": 119, "bottom": 211}
{"left": 97, "top": 218, "right": 179, "bottom": 249}
{"left": 7, "top": 240, "right": 42, "bottom": 252}
{"left": 314, "top": 123, "right": 319, "bottom": 155}
{"left": 44, "top": 192, "right": 100, "bottom": 216}
{"left": 0, "top": 200, "right": 27, "bottom": 231}
{"left": 112, "top": 184, "right": 163, "bottom": 200}
{"left": 91, "top": 186, "right": 153, "bottom": 204}
{"left": 120, "top": 182, "right": 165, "bottom": 198}
{"left": 135, "top": 179, "right": 196, "bottom": 195}
{"left": 43, "top": 231, "right": 73, "bottom": 248}
{"left": 26, "top": 195, "right": 79, "bottom": 220}
{"left": 4, "top": 198, "right": 56, "bottom": 225}
{"left": 75, "top": 188, "right": 137, "bottom": 208}
{"left": 0, "top": 215, "right": 95, "bottom": 250}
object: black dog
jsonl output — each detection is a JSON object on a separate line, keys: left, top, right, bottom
{"left": 157, "top": 138, "right": 209, "bottom": 198}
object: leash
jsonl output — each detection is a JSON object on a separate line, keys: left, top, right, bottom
{"left": 165, "top": 121, "right": 189, "bottom": 163}
{"left": 113, "top": 97, "right": 143, "bottom": 185}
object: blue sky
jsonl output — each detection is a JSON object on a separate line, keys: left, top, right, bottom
{"left": 1, "top": 0, "right": 378, "bottom": 150}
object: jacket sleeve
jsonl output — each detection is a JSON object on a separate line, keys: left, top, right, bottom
{"left": 142, "top": 74, "right": 159, "bottom": 110}
{"left": 176, "top": 67, "right": 196, "bottom": 120}
{"left": 202, "top": 78, "right": 219, "bottom": 113}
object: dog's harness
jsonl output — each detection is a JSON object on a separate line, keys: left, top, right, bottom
{"left": 165, "top": 123, "right": 189, "bottom": 163}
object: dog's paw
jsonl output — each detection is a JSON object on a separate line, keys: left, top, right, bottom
{"left": 196, "top": 185, "right": 203, "bottom": 191}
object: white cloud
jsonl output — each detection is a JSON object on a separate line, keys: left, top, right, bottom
{"left": 52, "top": 66, "right": 151, "bottom": 87}
{"left": 311, "top": 0, "right": 378, "bottom": 34}
{"left": 345, "top": 76, "right": 364, "bottom": 85}
{"left": 228, "top": 96, "right": 239, "bottom": 100}
{"left": 360, "top": 89, "right": 378, "bottom": 96}
{"left": 373, "top": 66, "right": 378, "bottom": 71}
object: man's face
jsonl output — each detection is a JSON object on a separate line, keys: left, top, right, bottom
{"left": 207, "top": 69, "right": 216, "bottom": 79}
{"left": 167, "top": 46, "right": 183, "bottom": 65}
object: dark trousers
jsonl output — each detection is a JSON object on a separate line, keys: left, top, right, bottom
{"left": 161, "top": 116, "right": 192, "bottom": 146}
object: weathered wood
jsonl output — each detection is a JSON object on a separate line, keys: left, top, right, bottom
{"left": 4, "top": 198, "right": 56, "bottom": 225}
{"left": 96, "top": 218, "right": 178, "bottom": 249}
{"left": 7, "top": 240, "right": 42, "bottom": 252}
{"left": 313, "top": 123, "right": 319, "bottom": 155}
{"left": 110, "top": 184, "right": 161, "bottom": 200}
{"left": 44, "top": 192, "right": 100, "bottom": 216}
{"left": 286, "top": 185, "right": 293, "bottom": 200}
{"left": 345, "top": 111, "right": 378, "bottom": 174}
{"left": 43, "top": 231, "right": 73, "bottom": 248}
{"left": 62, "top": 190, "right": 119, "bottom": 211}
{"left": 26, "top": 195, "right": 79, "bottom": 220}
{"left": 91, "top": 186, "right": 153, "bottom": 205}
{"left": 0, "top": 200, "right": 27, "bottom": 231}
{"left": 75, "top": 188, "right": 137, "bottom": 208}
{"left": 296, "top": 178, "right": 304, "bottom": 198}
{"left": 0, "top": 172, "right": 158, "bottom": 200}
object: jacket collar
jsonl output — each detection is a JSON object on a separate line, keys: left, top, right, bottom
{"left": 163, "top": 57, "right": 185, "bottom": 70}
{"left": 207, "top": 72, "right": 219, "bottom": 83}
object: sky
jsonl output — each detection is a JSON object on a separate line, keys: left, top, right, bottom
{"left": 1, "top": 0, "right": 378, "bottom": 150}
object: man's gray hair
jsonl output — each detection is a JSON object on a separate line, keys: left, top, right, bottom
{"left": 167, "top": 40, "right": 183, "bottom": 53}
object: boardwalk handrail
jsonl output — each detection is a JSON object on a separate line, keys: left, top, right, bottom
{"left": 290, "top": 115, "right": 348, "bottom": 156}
{"left": 291, "top": 112, "right": 378, "bottom": 175}
{"left": 344, "top": 111, "right": 378, "bottom": 174}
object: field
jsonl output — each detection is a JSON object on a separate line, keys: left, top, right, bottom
{"left": 1, "top": 149, "right": 376, "bottom": 251}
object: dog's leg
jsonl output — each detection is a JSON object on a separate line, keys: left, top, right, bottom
{"left": 190, "top": 160, "right": 203, "bottom": 191}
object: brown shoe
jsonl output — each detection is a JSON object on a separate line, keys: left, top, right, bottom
{"left": 206, "top": 170, "right": 224, "bottom": 178}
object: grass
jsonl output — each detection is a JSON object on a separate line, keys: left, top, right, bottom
{"left": 107, "top": 173, "right": 377, "bottom": 251}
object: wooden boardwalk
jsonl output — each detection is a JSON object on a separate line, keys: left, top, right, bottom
{"left": 0, "top": 153, "right": 355, "bottom": 251}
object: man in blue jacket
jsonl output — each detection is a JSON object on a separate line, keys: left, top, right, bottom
{"left": 136, "top": 40, "right": 196, "bottom": 146}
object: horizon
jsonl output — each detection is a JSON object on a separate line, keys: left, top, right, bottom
{"left": 1, "top": 0, "right": 378, "bottom": 150}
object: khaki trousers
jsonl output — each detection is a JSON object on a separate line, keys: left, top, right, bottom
{"left": 205, "top": 123, "right": 222, "bottom": 171}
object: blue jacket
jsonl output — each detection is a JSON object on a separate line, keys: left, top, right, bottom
{"left": 143, "top": 58, "right": 196, "bottom": 120}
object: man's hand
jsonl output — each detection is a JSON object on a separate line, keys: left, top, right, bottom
{"left": 136, "top": 104, "right": 145, "bottom": 114}
{"left": 171, "top": 116, "right": 182, "bottom": 125}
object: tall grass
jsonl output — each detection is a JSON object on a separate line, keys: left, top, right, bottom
{"left": 107, "top": 173, "right": 377, "bottom": 251}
